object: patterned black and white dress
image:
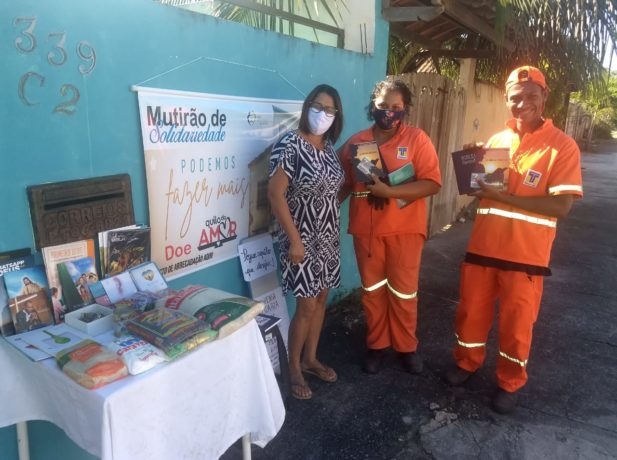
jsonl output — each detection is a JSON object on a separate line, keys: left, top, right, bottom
{"left": 269, "top": 130, "right": 344, "bottom": 298}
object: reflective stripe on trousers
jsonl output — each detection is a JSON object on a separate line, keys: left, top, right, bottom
{"left": 456, "top": 335, "right": 527, "bottom": 366}
{"left": 362, "top": 278, "right": 417, "bottom": 299}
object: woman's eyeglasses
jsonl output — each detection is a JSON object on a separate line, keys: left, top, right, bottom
{"left": 309, "top": 101, "right": 337, "bottom": 118}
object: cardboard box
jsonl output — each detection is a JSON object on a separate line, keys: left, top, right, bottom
{"left": 65, "top": 304, "right": 114, "bottom": 336}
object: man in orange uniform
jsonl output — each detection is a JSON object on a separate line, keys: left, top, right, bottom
{"left": 445, "top": 66, "right": 583, "bottom": 413}
{"left": 339, "top": 80, "right": 441, "bottom": 374}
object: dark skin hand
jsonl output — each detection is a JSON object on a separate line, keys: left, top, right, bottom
{"left": 367, "top": 174, "right": 440, "bottom": 203}
{"left": 470, "top": 180, "right": 575, "bottom": 219}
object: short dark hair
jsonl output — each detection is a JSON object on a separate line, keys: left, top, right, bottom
{"left": 367, "top": 79, "right": 412, "bottom": 121}
{"left": 298, "top": 84, "right": 344, "bottom": 144}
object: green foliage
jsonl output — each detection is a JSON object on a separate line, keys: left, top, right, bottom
{"left": 571, "top": 72, "right": 617, "bottom": 138}
{"left": 212, "top": 0, "right": 347, "bottom": 39}
{"left": 388, "top": 0, "right": 617, "bottom": 128}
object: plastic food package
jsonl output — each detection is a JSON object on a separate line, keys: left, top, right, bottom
{"left": 56, "top": 339, "right": 128, "bottom": 389}
{"left": 106, "top": 335, "right": 168, "bottom": 375}
{"left": 125, "top": 308, "right": 216, "bottom": 359}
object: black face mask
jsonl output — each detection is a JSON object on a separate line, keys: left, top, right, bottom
{"left": 372, "top": 108, "right": 405, "bottom": 130}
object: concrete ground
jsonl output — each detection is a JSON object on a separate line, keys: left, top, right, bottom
{"left": 223, "top": 140, "right": 617, "bottom": 460}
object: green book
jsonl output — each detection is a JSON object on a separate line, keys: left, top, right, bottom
{"left": 388, "top": 163, "right": 416, "bottom": 208}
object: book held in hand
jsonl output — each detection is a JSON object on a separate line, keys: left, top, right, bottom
{"left": 350, "top": 141, "right": 386, "bottom": 183}
{"left": 451, "top": 147, "right": 510, "bottom": 195}
{"left": 387, "top": 163, "right": 416, "bottom": 208}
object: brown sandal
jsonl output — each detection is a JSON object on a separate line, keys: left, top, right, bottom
{"left": 302, "top": 365, "right": 338, "bottom": 383}
{"left": 291, "top": 382, "right": 312, "bottom": 400}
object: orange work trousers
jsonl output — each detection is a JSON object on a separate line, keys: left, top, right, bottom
{"left": 353, "top": 233, "right": 424, "bottom": 352}
{"left": 454, "top": 263, "right": 544, "bottom": 392}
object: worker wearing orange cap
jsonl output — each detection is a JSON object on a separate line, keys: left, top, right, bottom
{"left": 445, "top": 65, "right": 583, "bottom": 414}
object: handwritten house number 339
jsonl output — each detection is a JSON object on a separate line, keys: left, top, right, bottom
{"left": 14, "top": 17, "right": 96, "bottom": 115}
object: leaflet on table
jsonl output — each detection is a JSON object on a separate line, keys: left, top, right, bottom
{"left": 3, "top": 335, "right": 50, "bottom": 361}
{"left": 15, "top": 323, "right": 89, "bottom": 357}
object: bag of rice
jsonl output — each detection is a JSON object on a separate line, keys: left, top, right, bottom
{"left": 56, "top": 339, "right": 128, "bottom": 389}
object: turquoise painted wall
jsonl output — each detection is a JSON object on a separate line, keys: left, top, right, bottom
{"left": 0, "top": 0, "right": 388, "bottom": 458}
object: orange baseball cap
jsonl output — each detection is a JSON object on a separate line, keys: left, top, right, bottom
{"left": 505, "top": 66, "right": 548, "bottom": 91}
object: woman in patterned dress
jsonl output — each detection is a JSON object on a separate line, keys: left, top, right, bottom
{"left": 268, "top": 84, "right": 344, "bottom": 400}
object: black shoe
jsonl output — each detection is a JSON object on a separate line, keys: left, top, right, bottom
{"left": 444, "top": 366, "right": 474, "bottom": 386}
{"left": 491, "top": 388, "right": 519, "bottom": 414}
{"left": 363, "top": 349, "right": 385, "bottom": 374}
{"left": 399, "top": 352, "right": 423, "bottom": 374}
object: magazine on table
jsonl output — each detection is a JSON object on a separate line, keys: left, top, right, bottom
{"left": 105, "top": 227, "right": 151, "bottom": 277}
{"left": 41, "top": 239, "right": 96, "bottom": 312}
{"left": 4, "top": 265, "right": 54, "bottom": 334}
{"left": 0, "top": 249, "right": 35, "bottom": 337}
{"left": 57, "top": 256, "right": 98, "bottom": 314}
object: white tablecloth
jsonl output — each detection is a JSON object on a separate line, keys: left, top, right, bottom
{"left": 0, "top": 320, "right": 285, "bottom": 460}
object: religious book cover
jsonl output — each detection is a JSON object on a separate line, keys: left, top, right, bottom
{"left": 56, "top": 257, "right": 98, "bottom": 315}
{"left": 105, "top": 227, "right": 151, "bottom": 277}
{"left": 350, "top": 141, "right": 386, "bottom": 183}
{"left": 98, "top": 224, "right": 141, "bottom": 278}
{"left": 4, "top": 264, "right": 54, "bottom": 333}
{"left": 0, "top": 250, "right": 35, "bottom": 336}
{"left": 451, "top": 147, "right": 510, "bottom": 195}
{"left": 41, "top": 239, "right": 96, "bottom": 312}
{"left": 7, "top": 291, "right": 54, "bottom": 334}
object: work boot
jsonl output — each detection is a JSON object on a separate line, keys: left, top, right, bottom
{"left": 399, "top": 352, "right": 423, "bottom": 374}
{"left": 491, "top": 388, "right": 519, "bottom": 414}
{"left": 444, "top": 366, "right": 474, "bottom": 386}
{"left": 363, "top": 348, "right": 385, "bottom": 374}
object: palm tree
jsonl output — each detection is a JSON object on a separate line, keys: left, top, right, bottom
{"left": 211, "top": 0, "right": 348, "bottom": 46}
{"left": 388, "top": 1, "right": 617, "bottom": 123}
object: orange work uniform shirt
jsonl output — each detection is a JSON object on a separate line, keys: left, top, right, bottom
{"left": 340, "top": 124, "right": 442, "bottom": 237}
{"left": 467, "top": 119, "right": 583, "bottom": 269}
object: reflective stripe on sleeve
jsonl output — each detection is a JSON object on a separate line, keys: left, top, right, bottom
{"left": 476, "top": 207, "right": 557, "bottom": 228}
{"left": 362, "top": 279, "right": 387, "bottom": 292}
{"left": 549, "top": 184, "right": 583, "bottom": 194}
{"left": 386, "top": 281, "right": 417, "bottom": 300}
{"left": 455, "top": 334, "right": 486, "bottom": 348}
{"left": 499, "top": 351, "right": 528, "bottom": 367}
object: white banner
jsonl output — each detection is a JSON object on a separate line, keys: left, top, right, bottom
{"left": 136, "top": 87, "right": 301, "bottom": 280}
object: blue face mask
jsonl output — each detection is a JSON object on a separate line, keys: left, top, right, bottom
{"left": 372, "top": 108, "right": 405, "bottom": 130}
